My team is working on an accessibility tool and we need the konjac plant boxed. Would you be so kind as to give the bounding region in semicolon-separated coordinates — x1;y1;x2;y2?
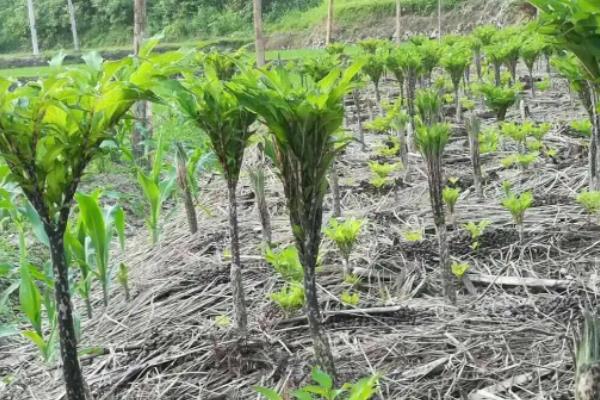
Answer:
230;63;362;380
166;53;256;336
416;122;456;304
441;41;472;122
531;0;600;190
0;53;155;400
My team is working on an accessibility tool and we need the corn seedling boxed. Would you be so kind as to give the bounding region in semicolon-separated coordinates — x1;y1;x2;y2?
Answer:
270;283;305;313
463;220;491;250
324;218;364;276
574;313;600;400
255;367;379;400
231;63;362;377
442;186;460;227
137;132;177;245
577;191;600;222
416;123;456;304
75;192;125;308
340;290;360;306
502;191;533;243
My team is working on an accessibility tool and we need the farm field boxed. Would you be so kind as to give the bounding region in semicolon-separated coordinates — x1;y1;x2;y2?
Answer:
1;1;600;400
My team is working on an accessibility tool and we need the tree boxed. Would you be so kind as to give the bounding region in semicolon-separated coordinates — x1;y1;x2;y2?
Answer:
0;53;154;400
253;0;265;67
166;53;255;336
67;0;80;51
326;0;334;45
230;63;362;380
26;0;39;55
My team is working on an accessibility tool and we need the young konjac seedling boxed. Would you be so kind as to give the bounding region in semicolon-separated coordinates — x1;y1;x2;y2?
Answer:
441;42;472;122
255;367;379;400
324;218;364;277
501;191;533;243
369;161;400;189
270;283;305;313
442;186;460;227
463;220;491;250
340;290;360;306
577;191;600;222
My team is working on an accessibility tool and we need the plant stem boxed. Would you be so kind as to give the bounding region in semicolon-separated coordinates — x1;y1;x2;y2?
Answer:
48;230;88;400
330;160;342;218
352;89;366;151
227;180;248;337
466;115;484;201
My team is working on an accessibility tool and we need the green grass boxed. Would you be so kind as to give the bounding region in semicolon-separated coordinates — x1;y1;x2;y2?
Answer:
269;0;462;33
0;66;50;78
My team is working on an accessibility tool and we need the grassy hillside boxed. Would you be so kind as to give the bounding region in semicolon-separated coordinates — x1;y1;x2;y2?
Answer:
270;0;462;33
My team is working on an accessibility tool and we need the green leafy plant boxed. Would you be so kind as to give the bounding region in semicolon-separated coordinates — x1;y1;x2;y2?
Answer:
401;229;424;242
521;34;546;95
369;161;400;188
441;42;472;121
75;192;125;308
476;83;518;121
536;78;551;91
479;128;499;154
376;137;401;158
451;262;471;279
324;218;364;276
577;191;600;221
167;53;256;336
136;132;177;245
117;263;130;302
442;186;460;226
502;191;533;243
0;49;156;398
270;283;305;313
340;290;360;306
415;89;442;127
265;246;304;283
230;62;362;378
214;314;231;328
463;220;491;250
571;119;593;138
255;368;379;400
416;123;456;304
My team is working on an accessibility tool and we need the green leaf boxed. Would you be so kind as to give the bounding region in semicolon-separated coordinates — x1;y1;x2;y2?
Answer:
254;386;284;400
19;264;42;335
